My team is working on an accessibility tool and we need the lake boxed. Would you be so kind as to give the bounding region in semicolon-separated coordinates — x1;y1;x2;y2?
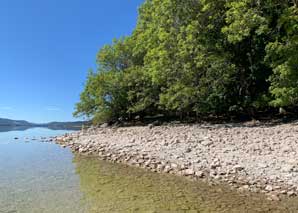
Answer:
0;127;298;213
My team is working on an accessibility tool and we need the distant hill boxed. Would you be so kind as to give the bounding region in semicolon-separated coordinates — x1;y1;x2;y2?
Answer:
0;118;88;130
0;118;32;126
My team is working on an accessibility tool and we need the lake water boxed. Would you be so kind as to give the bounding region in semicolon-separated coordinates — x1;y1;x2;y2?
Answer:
1;127;298;213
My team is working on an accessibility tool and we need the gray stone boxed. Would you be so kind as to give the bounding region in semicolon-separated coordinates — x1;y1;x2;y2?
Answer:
185;148;192;153
287;191;296;197
265;185;273;192
233;165;244;172
100;123;109;128
183;169;195;176
195;171;204;178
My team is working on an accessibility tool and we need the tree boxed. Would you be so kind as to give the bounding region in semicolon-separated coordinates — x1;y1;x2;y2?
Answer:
75;0;298;123
266;5;298;107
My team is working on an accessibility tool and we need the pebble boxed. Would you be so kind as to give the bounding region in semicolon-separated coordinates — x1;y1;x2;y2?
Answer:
265;185;273;192
267;194;280;201
287;191;296;197
185;148;192;153
195;171;204;178
183;169;195;176
233;165;244;172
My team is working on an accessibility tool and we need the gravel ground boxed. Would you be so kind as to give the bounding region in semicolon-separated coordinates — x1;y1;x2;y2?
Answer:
55;121;298;201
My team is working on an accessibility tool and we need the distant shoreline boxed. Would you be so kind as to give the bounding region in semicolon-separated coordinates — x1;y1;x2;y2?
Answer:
0;124;85;134
0;117;87;130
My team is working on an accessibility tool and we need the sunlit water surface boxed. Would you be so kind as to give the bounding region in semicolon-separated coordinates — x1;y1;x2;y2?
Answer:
1;127;298;213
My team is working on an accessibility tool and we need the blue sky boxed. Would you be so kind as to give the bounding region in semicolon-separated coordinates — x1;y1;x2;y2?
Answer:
0;0;144;123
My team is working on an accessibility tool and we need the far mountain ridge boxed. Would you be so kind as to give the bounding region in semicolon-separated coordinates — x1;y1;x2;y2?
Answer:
0;118;32;126
0;118;86;129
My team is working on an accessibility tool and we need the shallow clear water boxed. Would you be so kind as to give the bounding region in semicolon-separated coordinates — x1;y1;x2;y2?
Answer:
1;127;298;213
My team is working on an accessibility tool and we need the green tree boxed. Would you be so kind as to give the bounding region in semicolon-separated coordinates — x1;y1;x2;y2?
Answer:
75;0;298;124
266;5;298;107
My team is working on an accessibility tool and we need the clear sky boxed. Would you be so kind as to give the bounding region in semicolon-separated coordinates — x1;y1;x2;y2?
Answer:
0;0;144;123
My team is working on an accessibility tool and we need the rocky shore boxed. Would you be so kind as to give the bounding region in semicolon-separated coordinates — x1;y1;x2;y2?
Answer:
54;121;298;201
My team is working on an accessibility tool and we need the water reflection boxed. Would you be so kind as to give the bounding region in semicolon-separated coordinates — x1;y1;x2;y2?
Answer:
0;125;81;133
0;125;32;132
73;154;298;213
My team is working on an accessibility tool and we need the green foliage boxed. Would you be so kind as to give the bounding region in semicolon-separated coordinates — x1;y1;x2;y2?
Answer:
222;0;269;43
75;0;298;123
73;70;99;119
266;6;298;107
124;66;159;115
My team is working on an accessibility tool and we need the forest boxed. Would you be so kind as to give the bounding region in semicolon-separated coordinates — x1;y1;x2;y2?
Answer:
74;0;298;124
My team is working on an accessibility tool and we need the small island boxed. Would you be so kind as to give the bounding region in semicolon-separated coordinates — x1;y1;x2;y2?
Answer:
53;0;298;202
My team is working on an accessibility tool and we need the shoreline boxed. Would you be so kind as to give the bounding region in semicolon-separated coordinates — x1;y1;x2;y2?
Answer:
54;122;298;201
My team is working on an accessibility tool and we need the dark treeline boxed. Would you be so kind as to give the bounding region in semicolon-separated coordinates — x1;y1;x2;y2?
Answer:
74;0;298;124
